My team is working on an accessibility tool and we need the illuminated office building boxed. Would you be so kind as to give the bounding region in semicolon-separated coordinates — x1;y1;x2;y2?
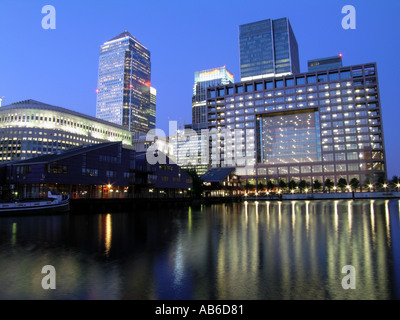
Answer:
149;87;157;130
168;129;209;175
192;66;234;131
96;31;153;138
206;63;387;185
239;18;300;81
0;99;133;162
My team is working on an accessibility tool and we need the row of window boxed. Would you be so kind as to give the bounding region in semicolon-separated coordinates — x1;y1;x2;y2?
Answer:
0;113;130;140
209;66;376;97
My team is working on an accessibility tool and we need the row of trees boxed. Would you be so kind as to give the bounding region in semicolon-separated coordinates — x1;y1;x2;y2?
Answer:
245;176;400;194
184;168;400;198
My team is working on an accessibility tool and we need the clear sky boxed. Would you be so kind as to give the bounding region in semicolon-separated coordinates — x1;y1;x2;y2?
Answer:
0;0;399;178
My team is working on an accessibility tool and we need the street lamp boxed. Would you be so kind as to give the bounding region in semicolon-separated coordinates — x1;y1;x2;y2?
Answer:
305;188;308;194
369;184;373;192
333;186;337;193
397;183;400;192
383;183;388;192
346;185;351;192
291;189;294;194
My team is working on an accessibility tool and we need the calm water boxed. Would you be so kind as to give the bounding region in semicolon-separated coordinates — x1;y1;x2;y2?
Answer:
0;199;399;300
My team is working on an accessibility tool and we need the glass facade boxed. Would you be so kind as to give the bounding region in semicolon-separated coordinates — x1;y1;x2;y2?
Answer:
0;100;133;162
206;63;386;185
259;110;321;164
192;67;234;131
308;56;343;72
96;31;153;139
239;18;300;81
149;87;157;130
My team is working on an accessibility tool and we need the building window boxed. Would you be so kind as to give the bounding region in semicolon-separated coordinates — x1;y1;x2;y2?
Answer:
275;79;284;88
265;81;274;90
82;168;98;176
106;170;116;178
286;78;295;87
307;75;316;84
245;84;254;92
48;162;68;174
255;82;263;91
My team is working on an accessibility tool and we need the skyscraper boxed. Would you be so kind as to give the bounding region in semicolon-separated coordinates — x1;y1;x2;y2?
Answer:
149;87;157;130
192;66;234;131
239;18;300;81
96;31;153;138
308;55;343;72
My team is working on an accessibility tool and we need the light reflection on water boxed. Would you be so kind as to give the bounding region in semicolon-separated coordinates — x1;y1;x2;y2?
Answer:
0;199;399;300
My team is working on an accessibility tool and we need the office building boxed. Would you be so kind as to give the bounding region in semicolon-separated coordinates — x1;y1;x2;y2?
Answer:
206;63;386;186
168;129;209;175
149;87;157;130
96;31;153;138
239;17;300;81
308;55;343;72
0;99;133;162
192;66;234;131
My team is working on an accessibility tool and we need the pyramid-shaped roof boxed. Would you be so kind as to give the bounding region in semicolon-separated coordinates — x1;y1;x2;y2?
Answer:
108;30;136;42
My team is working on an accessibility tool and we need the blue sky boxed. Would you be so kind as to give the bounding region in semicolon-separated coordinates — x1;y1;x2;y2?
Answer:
0;0;399;178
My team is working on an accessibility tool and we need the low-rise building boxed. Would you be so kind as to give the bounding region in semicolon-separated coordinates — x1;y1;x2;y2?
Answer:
0;142;192;200
201;167;241;197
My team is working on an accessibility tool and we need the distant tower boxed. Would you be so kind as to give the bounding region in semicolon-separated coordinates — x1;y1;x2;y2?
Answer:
239;17;300;81
96;31;153;138
308;55;343;72
149;87;157;129
192;66;234;131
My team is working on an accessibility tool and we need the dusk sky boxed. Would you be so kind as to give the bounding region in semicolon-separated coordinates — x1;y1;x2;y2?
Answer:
0;0;399;178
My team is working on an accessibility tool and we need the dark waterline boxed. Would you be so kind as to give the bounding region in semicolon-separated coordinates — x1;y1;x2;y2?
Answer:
0;199;399;300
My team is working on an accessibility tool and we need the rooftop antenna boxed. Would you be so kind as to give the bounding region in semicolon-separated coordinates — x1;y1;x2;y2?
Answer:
0;96;4;107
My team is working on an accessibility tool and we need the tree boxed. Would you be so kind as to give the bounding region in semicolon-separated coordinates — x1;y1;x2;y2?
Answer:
376;176;385;190
266;180;275;191
257;182;264;192
313;180;322;192
350;177;360;191
390;175;399;190
288;180;297;191
278;179;287;192
184;169;204;198
337;178;348;192
324;178;334;193
298;180;310;192
363;178;372;191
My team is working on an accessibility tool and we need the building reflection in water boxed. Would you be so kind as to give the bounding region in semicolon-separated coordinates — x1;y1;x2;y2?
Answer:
0;200;399;299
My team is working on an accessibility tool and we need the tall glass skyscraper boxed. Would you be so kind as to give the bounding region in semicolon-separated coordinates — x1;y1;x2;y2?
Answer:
239;18;300;81
192;66;234;131
96;31;153;138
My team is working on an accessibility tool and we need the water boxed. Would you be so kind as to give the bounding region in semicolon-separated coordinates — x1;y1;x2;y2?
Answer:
0;199;399;300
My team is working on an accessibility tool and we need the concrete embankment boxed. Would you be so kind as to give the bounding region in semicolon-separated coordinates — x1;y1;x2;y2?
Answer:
245;191;400;201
